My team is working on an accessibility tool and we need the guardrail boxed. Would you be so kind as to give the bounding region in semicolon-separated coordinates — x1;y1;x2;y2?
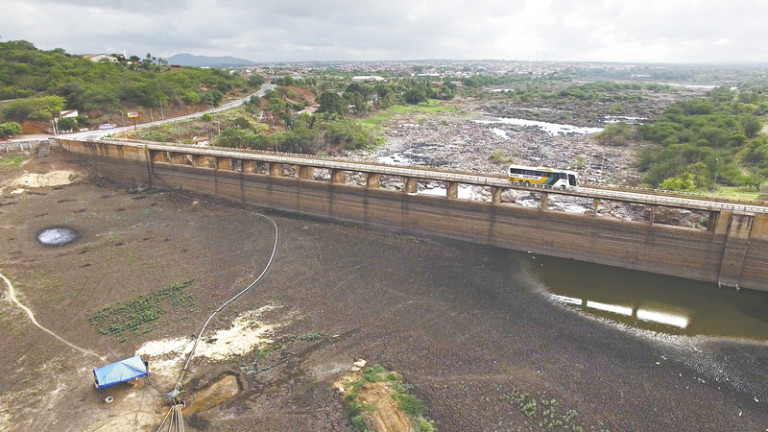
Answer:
78;138;768;215
585;182;768;208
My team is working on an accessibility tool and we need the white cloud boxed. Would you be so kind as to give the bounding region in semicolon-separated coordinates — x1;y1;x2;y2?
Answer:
1;0;767;63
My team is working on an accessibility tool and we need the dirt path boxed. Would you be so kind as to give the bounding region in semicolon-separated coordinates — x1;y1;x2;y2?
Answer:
0;271;106;362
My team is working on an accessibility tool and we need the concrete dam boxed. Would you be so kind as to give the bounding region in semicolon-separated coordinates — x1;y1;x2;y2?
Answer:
55;138;768;292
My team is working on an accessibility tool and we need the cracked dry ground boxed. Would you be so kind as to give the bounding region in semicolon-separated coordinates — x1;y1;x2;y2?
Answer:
1;156;767;431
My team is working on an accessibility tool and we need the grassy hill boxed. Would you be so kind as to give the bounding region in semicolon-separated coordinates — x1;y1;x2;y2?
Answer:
0;40;263;125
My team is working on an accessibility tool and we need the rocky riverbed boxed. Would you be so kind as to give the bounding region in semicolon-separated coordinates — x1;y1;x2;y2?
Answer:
354;84;711;185
349;87;715;227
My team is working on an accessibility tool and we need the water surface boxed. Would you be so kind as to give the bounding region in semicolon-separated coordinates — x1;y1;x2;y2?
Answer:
531;255;768;341
37;227;78;246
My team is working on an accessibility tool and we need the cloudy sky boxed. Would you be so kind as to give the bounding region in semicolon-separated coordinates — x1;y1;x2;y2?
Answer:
2;0;767;64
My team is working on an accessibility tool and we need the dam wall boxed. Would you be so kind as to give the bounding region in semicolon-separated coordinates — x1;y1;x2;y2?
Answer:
56;139;768;292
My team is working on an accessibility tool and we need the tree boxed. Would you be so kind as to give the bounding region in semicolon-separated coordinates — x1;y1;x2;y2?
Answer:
274;74;295;86
373;83;394;108
232;116;251;129
343;83;372;114
403;88;427;104
317;92;347;116
57;117;78;132
741;115;762;138
219;128;257;149
744;173;764;191
142;53;154;70
204;90;224;107
248;74;265;87
183;90;200;105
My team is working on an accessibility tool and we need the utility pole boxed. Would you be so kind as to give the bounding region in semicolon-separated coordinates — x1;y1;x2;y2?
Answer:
712;157;719;192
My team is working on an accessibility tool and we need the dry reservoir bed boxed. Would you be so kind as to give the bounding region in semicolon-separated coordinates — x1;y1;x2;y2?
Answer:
1;157;767;432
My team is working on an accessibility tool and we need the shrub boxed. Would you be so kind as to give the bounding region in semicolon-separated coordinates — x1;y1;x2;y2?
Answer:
596;122;633;146
0;122;22;138
394;393;423;417
2;95;65;121
660;173;696;191
490;149;514;165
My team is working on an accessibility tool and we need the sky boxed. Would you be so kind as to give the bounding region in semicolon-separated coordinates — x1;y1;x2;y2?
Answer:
2;0;767;64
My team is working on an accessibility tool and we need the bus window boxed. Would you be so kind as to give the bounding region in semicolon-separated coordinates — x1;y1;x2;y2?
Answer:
568;174;577;186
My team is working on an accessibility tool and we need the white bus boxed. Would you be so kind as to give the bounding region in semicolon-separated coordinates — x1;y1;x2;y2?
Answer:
508;164;578;190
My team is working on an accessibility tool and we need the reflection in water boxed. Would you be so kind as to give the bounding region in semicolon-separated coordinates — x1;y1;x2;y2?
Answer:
551;294;581;306
533;255;768;341
551;294;690;329
637;309;689;329
586;300;633;317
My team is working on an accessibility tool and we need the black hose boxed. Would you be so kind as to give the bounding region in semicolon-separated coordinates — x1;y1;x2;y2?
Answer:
163;190;279;396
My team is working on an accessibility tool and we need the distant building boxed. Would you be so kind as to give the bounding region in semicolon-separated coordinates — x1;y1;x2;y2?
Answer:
59;110;79;118
352;76;386;82
82;54;118;63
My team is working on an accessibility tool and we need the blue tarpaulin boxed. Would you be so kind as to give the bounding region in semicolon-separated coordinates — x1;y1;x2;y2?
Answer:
93;355;148;389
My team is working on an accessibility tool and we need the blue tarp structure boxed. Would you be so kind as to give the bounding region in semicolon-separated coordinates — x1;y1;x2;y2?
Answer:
93;355;149;389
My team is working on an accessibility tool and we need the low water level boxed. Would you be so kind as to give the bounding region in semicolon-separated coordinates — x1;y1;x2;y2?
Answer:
531;255;768;341
37;227;78;246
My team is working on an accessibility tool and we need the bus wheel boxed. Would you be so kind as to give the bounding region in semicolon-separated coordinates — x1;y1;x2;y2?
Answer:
524;181;531;187
518;180;524;186
560;185;567;191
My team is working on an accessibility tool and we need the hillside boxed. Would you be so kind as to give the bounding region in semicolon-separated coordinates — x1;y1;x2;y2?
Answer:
0;40;262;125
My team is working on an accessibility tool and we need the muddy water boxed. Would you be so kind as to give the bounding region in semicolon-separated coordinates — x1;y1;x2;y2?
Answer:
530;255;768;341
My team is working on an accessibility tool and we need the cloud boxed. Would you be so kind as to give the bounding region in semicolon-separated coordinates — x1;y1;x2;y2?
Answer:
1;0;767;63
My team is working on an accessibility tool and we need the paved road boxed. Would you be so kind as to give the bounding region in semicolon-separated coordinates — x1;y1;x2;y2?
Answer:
63;83;275;141
96;139;768;215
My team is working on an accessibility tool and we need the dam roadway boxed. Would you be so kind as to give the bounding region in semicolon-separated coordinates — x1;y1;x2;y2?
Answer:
93;138;768;215
55;138;768;292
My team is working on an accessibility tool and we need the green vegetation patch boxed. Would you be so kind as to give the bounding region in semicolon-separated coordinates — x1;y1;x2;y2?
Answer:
386;100;456;115
497;387;593;432
0;154;29;169
89;280;197;341
343;364;437;432
704;185;764;202
362;101;457;127
637;87;768;191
